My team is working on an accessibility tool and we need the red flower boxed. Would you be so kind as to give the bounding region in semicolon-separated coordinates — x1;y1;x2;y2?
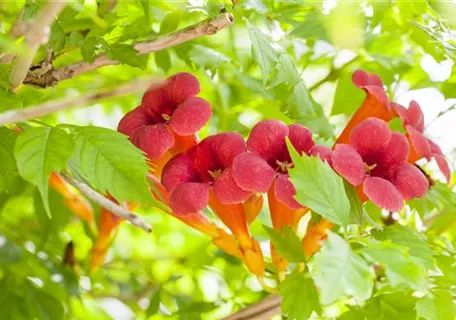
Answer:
161;132;265;275
118;73;211;165
231;120;331;211
393;100;451;182
337;70;397;144
332;118;429;212
161;132;250;214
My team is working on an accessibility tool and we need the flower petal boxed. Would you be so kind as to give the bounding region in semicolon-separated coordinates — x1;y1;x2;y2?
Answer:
161;153;200;192
390;164;429;200
232;152;276;192
131;124;175;160
350;118;391;156
117;107;149;137
363;176;404;212
164;72;200;105
288;124;314;155
428;138;446;156
213;167;251;204
376;132;409;168
168;97;212;136
142;73;200;121
332;144;366;186
189;132;246;178
310;145;333;165
406;100;425;132
407;126;431;160
428;139;451;182
170;131;198;154
169;182;209;215
246;120;289;166
352;69;384;88
274;174;303;210
434;154;451;183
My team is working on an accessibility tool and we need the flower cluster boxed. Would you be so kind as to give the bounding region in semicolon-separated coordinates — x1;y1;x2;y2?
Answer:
98;70;451;277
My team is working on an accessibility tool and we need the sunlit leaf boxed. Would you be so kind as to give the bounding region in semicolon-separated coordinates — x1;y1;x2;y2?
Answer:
68;125;151;204
264;225;306;263
313;233;373;305
0;127;18;193
362;241;428;290
280;271;322;320
415;290;456;320
288;145;350;228
14;126;74;217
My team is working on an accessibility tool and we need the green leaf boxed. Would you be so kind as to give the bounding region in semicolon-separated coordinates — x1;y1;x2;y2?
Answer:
263;225;305;263
0;64;11;89
291;11;329;41
160;12;181;34
68;32;85;46
313;233;373;305
0;89;23;111
246;20;279;85
415;290;456;320
340;292;417;320
81;37;108;64
69;125;151;204
345;181;364;226
189;45;230;71
23;2;40;21
362;241;428;290
0;239;21;264
140;1;150;23
372;225;435;269
331;73;365;116
107;44;148;69
280;271;322;320
288;144;350;228
0;127;19;193
269;53;301;88
147;287;161;316
155;50;171;72
49;21;66;52
14;127;74;217
289;80;318;118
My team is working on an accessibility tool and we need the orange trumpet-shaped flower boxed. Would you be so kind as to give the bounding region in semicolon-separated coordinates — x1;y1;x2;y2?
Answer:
268;179;308;271
302;70;454;259
336;70;397;144
304;69;397;258
243;193;264;224
90;195;137;270
149;171;254;268
208;190;265;276
49;172;94;223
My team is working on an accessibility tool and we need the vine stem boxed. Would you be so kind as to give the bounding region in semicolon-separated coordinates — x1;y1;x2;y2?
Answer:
60;171;152;233
0;77;165;125
223;295;281;320
9;1;68;90
23;12;234;88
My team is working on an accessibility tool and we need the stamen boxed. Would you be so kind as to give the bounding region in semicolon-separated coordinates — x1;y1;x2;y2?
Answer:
365;163;377;174
208;169;222;180
162;113;171;121
276;160;294;173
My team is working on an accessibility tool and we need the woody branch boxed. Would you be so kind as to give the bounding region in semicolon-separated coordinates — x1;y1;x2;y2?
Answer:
23;12;234;88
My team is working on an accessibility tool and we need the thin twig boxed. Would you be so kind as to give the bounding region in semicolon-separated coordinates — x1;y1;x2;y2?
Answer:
0;77;165;125
425;103;456;129
23;12;234;88
224;295;281;320
60;171;152;233
0;8;28;64
308;56;359;92
9;1;67;91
